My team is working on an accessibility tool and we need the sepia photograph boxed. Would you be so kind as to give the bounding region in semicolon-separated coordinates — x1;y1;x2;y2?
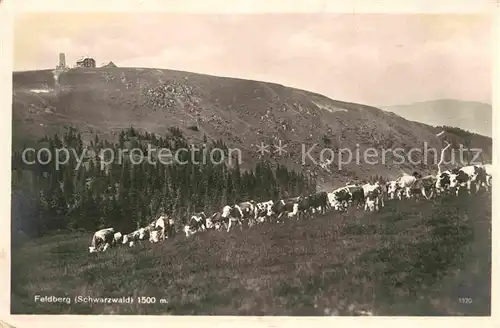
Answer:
9;9;493;316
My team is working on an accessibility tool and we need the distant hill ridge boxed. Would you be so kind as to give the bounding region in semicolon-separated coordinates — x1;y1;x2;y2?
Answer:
381;99;492;137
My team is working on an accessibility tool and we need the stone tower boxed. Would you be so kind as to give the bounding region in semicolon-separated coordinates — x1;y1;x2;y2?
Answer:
57;53;66;69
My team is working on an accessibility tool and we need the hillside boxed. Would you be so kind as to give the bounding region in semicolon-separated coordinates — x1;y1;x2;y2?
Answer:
11;193;491;315
12;68;493;188
381;99;492;138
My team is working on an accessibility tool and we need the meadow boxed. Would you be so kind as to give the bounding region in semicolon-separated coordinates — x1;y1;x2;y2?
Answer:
11;193;491;315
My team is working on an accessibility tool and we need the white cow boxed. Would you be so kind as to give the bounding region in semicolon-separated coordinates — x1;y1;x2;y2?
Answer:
122;227;148;247
150;230;160;243
391;174;417;199
205;216;215;229
386;180;403;200
150;215;167;243
221;205;244;232
89;228;116;253
113;232;123;244
449;165;487;195
328;187;352;211
183;224;197;238
185;212;207;233
288;203;300;219
481;164;493;188
362;182;384;212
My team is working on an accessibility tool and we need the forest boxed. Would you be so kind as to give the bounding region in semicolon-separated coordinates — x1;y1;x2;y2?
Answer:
11;126;316;237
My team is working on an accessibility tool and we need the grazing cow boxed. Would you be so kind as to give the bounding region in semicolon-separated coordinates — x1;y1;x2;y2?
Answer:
328;187;347;211
155;215;167;238
183;212;207;237
435;170;452;195
362;182;384;211
293;196;312;220
306;191;329;215
113;232;123;245
208;212;226;231
386;180;403;200
191;212;208;231
237;201;258;227
255;200;274;223
377;181;388;197
268;197;302;222
328;185;365;211
346;185;365;209
390;173;418;199
449;165;486;195
411;175;438;200
122;227;148;247
482;164;493;187
149;215;168;243
221;205;245;232
183;225;197;238
293;191;329;219
144;223;158;243
205;216;215;229
89;228;116;253
474;164;491;191
150;230;160;243
165;217;176;238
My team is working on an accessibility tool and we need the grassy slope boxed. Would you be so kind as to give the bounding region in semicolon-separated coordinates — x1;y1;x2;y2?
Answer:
11;192;491;315
12;68;493;188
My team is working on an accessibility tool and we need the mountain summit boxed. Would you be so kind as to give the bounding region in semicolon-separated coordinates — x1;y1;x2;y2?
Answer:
12;67;492;187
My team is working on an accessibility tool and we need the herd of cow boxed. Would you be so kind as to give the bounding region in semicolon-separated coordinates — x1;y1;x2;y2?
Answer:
88;163;493;254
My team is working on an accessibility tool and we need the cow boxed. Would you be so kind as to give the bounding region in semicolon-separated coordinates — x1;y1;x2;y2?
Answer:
449;165;487;195
165;217;176;238
378;182;388;200
113;232;123;245
306;191;330;215
386;180;403;200
183;212;208;237
89;228;116;253
362;182;384;211
191;212;208;231
255;200;274;224
435;170;452;195
208;212;227;231
149;215;168;243
328;185;365;211
221;205;245;232
143;223;157;243
183;225;197;238
293;196;312;220
293;191;329;219
482;164;493;187
475;164;491;191
411;175;437;200
122;227;148;247
390;173;418;199
268;197;302;222
237;201;258;227
328;187;347;211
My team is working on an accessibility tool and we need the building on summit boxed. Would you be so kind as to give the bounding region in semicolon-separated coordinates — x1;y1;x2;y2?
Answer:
76;56;96;68
56;53;67;70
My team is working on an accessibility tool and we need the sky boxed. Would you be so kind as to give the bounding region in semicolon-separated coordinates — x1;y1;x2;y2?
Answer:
13;13;493;106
